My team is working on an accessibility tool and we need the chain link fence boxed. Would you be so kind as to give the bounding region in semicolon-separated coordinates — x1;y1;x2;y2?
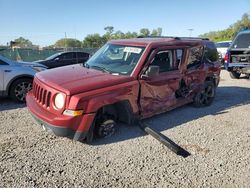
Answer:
0;48;98;62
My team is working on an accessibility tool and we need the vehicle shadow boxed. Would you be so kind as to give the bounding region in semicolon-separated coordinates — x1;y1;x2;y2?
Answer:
0;97;25;111
92;86;250;145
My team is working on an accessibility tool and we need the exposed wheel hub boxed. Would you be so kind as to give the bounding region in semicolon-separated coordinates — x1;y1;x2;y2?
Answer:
199;85;215;105
97;120;116;138
14;82;32;101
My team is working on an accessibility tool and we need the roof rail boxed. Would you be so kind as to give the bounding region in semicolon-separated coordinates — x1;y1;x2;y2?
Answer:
137;36;180;40
137;36;209;41
178;37;209;41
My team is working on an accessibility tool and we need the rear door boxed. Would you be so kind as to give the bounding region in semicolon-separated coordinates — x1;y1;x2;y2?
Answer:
183;46;206;89
139;48;183;118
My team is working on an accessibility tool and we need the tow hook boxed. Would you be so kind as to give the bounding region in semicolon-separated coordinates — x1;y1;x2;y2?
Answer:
139;122;191;158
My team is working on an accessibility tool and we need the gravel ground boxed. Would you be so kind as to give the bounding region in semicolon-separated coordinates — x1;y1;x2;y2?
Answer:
0;70;250;188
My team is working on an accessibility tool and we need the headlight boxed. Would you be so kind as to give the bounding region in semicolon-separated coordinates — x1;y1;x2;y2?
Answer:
54;93;65;109
32;66;47;72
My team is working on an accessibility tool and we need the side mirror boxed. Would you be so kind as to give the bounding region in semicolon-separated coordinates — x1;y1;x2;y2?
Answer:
54;57;59;61
142;65;160;79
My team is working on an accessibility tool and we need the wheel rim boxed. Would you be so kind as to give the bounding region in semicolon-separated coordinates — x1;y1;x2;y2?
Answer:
97;121;115;138
199;85;215;105
14;81;32;101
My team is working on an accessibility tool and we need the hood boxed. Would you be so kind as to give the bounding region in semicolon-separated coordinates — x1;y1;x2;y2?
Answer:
33;60;45;63
18;61;47;67
36;64;133;95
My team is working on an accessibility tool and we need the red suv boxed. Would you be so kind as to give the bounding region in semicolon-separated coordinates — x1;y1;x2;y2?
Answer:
26;37;221;142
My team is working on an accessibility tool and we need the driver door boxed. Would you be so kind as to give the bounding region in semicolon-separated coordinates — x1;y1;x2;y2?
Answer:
139;48;183;118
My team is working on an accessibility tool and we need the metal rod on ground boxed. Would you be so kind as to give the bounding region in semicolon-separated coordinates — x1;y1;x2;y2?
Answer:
139;122;191;158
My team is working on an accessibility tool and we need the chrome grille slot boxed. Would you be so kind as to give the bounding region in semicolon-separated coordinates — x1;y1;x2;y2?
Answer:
39;88;43;102
32;80;52;108
42;90;47;105
37;86;40;101
46;92;51;107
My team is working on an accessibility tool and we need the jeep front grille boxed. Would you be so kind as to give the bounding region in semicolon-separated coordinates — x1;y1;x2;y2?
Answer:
33;81;51;108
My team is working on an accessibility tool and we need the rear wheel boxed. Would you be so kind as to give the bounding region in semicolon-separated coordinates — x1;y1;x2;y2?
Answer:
10;78;33;102
193;81;215;107
229;71;241;79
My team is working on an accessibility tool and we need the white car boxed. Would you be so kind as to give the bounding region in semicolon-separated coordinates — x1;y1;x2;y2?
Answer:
216;41;232;61
0;55;47;102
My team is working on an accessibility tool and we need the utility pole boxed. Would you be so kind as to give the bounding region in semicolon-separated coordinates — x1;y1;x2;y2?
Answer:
64;32;67;51
188;29;193;37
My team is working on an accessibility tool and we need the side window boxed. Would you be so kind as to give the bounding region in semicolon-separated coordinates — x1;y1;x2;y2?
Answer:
63;53;74;60
187;46;203;69
77;52;89;58
204;43;219;62
176;49;183;67
151;50;176;73
59;53;74;60
56;54;64;60
0;60;8;65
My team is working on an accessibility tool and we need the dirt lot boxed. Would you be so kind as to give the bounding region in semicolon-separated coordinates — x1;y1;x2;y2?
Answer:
0;70;250;188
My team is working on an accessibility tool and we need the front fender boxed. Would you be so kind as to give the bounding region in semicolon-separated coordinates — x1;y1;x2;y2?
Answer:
67;80;140;114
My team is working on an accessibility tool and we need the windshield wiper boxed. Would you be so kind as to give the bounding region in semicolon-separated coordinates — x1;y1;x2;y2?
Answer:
83;63;90;68
84;63;113;74
89;65;111;73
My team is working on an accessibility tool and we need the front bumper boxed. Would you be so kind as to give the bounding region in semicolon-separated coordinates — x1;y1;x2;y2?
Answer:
26;92;96;141
225;63;250;71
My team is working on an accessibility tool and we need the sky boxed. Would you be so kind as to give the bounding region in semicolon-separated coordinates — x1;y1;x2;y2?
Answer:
0;0;249;46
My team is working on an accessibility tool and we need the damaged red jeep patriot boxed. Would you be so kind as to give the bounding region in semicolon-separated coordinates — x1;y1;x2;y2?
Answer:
26;37;221;142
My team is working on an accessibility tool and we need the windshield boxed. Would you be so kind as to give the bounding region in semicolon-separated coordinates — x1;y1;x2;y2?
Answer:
232;33;250;49
45;53;61;60
216;42;231;48
85;44;145;75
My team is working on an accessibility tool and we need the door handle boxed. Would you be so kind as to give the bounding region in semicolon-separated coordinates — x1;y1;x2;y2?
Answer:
171;78;179;81
4;70;12;72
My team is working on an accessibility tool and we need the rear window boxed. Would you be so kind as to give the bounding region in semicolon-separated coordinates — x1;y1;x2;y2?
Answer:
77;52;89;58
232;33;250;49
204;42;219;62
215;42;231;48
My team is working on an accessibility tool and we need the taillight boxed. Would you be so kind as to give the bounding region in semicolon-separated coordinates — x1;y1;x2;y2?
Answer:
224;52;229;63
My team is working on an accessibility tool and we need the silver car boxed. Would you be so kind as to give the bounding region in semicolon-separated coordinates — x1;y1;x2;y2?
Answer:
0;55;47;102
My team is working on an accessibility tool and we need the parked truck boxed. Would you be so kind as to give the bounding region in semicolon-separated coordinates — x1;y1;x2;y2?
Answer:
224;30;250;78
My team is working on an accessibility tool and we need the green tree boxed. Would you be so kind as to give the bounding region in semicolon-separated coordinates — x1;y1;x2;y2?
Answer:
113;31;125;39
124;31;138;38
151;27;162;36
104;26;114;35
54;38;81;48
139;28;150;36
103;26;115;41
200;13;250;41
14;37;33;47
82;34;107;48
81;26;163;48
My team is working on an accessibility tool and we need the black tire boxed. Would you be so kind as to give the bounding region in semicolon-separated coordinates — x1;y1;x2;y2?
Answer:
193;81;215;107
10;78;33;102
94;119;116;138
229;71;241;79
